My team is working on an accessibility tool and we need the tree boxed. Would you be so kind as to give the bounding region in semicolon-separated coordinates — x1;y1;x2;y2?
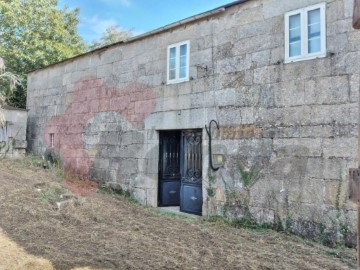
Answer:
89;26;133;50
0;57;21;124
0;0;86;108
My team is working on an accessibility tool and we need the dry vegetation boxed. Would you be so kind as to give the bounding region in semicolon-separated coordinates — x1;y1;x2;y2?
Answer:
0;157;356;270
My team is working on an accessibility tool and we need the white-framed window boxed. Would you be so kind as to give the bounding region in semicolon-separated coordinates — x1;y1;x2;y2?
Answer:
167;40;190;84
285;3;326;63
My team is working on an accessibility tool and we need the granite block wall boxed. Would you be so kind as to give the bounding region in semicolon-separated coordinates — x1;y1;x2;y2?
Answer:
27;0;359;243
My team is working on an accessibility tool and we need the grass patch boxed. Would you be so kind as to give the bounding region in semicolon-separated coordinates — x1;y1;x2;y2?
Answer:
98;183;138;204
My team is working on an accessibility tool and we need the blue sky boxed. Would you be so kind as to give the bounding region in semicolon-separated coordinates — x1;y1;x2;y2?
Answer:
57;0;234;43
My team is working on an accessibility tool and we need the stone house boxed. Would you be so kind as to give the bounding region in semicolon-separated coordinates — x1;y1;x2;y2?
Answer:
27;0;360;243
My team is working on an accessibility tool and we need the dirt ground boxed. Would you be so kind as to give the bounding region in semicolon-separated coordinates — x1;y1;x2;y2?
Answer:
0;158;357;270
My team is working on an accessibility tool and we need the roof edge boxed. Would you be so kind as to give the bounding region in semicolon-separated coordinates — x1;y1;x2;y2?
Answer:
28;0;250;74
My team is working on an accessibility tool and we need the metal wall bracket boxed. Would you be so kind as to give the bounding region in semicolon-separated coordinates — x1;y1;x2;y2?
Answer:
205;120;220;171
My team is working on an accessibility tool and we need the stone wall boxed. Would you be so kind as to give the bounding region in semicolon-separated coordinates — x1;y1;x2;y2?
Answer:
27;0;359;244
1;106;27;159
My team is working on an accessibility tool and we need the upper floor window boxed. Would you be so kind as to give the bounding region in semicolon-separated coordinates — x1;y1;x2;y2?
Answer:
285;3;326;63
167;41;190;84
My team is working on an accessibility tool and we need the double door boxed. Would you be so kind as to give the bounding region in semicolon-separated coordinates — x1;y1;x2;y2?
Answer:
158;130;202;215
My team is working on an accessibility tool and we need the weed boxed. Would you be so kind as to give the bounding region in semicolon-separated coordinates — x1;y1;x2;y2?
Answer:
37;184;67;205
222;163;261;219
98;183;138;204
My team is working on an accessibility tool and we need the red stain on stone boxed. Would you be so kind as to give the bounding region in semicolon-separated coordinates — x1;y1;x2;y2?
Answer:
44;76;156;177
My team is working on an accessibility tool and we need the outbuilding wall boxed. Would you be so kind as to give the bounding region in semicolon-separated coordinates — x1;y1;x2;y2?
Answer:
1;107;27;158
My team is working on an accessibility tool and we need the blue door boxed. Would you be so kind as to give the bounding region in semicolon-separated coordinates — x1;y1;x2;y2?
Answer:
158;130;203;215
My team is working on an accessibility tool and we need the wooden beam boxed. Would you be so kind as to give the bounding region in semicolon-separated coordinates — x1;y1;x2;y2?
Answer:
354;0;360;29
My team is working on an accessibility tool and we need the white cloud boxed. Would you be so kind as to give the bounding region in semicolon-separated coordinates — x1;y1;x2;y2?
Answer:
85;16;117;35
80;15;118;42
98;0;131;7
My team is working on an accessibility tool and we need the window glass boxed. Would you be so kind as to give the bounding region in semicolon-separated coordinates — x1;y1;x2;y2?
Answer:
289;14;301;57
308;8;321;53
169;47;176;80
179;44;187;78
180;44;187;56
167;41;189;83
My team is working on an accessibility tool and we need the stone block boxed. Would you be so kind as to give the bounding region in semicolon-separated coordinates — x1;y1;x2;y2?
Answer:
332;51;360;75
308;103;358;125
216;54;251;74
132;188;147;204
220;125;262;140
344;0;354;18
324;179;347;206
273;138;322;157
119;159;138;175
146;188;158;207
350;74;359;102
97;63;113;78
299;125;333;138
275;80;305;107
251;49;271;68
283;58;331;81
305;75;349;105
287;178;325;205
306;157;347;180
322;137;358;158
253;65;281;84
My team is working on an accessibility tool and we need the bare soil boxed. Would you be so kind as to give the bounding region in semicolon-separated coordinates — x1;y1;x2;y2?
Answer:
0;158;356;270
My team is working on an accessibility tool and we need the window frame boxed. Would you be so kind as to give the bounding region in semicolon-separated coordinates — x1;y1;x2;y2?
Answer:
167;40;190;84
284;3;326;63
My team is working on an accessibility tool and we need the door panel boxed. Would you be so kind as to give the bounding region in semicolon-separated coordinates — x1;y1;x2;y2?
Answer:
180;184;203;215
158;131;181;206
180;130;202;215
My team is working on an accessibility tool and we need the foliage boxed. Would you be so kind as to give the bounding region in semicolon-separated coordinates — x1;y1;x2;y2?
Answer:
0;58;21;124
206;215;271;231
89;25;133;50
223;163;261;218
0;0;86;108
98;183;138;204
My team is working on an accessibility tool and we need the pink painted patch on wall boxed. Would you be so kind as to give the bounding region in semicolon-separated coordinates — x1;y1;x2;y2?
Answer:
44;76;156;177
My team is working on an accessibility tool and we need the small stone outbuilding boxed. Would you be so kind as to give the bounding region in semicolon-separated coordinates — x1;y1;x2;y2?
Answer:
0;105;27;158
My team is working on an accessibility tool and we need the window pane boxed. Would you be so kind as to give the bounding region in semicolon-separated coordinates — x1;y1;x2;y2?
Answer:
290;42;301;57
308;38;321;53
180;44;187;56
308;8;321;54
308;8;320;25
169;69;176;80
180;67;187;78
170;58;176;69
180;55;187;68
289;14;301;57
289;14;300;29
290;28;301;42
170;47;176;58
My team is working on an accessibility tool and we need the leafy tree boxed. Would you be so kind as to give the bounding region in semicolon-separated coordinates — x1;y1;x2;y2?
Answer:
89;26;133;50
0;57;21;124
0;0;86;108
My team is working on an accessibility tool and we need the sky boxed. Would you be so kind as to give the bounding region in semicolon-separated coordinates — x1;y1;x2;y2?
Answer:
57;0;235;43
